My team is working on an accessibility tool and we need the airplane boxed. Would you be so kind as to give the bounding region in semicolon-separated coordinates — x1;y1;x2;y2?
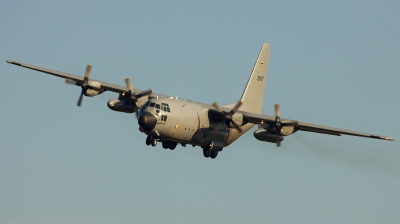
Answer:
6;43;394;159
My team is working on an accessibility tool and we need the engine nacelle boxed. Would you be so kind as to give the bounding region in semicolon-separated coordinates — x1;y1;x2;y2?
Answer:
259;123;298;136
107;99;135;113
118;93;149;108
280;125;297;136
84;80;104;97
254;129;284;143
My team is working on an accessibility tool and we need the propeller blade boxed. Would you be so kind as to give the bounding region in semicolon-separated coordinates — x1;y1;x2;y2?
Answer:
65;78;77;85
77;91;84;107
212;101;244;132
231;100;243;113
276;134;281;147
274;103;282;147
125;77;133;95
212;102;224;113
134;106;139;119
84;65;92;79
274;103;280;118
136;89;153;98
230;120;243;133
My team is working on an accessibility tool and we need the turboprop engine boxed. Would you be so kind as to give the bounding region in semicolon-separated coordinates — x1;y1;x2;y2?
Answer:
107;94;148;114
254;104;298;147
84;80;103;96
254;129;284;143
254;122;297;145
108;78;152;114
107;99;135;113
64;65;106;107
268;123;297;136
210;100;246;133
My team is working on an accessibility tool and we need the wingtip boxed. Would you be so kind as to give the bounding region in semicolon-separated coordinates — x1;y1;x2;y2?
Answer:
386;137;395;141
6;60;21;66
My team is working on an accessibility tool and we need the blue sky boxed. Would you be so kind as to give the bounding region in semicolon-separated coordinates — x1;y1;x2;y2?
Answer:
1;1;399;223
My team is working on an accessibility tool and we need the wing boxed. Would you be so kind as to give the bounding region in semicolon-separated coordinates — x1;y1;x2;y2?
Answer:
241;111;394;141
6;60;167;98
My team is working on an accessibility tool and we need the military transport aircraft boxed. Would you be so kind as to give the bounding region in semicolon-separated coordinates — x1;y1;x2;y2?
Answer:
6;43;394;159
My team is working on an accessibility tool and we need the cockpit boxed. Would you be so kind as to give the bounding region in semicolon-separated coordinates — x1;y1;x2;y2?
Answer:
141;100;171;113
139;100;171;124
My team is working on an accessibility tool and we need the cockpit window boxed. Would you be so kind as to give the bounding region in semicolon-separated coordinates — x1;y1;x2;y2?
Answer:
145;102;171;112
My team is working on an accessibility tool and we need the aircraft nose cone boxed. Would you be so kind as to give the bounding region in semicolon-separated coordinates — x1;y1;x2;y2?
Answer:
138;113;157;132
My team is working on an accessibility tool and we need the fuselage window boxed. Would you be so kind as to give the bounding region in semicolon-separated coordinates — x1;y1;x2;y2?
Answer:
155;104;160;109
149;102;155;107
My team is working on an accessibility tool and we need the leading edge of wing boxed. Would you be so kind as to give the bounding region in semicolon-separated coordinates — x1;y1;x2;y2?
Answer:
6;60;128;93
6;60;159;96
7;60;92;83
242;111;394;141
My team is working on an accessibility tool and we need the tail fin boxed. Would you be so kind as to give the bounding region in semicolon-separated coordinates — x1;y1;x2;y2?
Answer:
240;43;270;114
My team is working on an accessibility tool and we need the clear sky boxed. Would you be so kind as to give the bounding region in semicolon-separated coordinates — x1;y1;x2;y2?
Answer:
1;1;399;223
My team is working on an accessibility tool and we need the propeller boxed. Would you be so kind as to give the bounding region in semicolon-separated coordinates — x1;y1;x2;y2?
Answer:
274;103;282;147
211;100;243;133
273;103;298;147
76;65;92;107
124;77;153;118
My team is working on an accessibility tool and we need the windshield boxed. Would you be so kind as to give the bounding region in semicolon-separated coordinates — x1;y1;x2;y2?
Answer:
145;101;171;112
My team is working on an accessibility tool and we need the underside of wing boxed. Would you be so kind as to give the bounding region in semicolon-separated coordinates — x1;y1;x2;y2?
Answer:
241;111;394;141
296;121;394;140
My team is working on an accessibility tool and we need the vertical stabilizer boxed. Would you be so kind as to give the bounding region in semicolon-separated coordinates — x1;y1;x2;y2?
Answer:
240;43;270;113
